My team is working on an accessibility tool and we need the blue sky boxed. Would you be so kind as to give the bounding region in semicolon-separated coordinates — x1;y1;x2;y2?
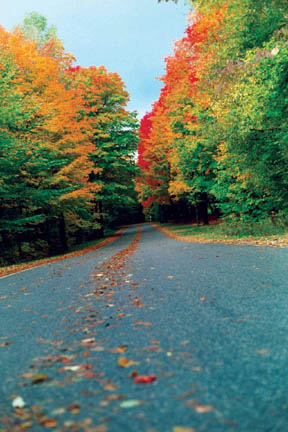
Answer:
1;0;190;119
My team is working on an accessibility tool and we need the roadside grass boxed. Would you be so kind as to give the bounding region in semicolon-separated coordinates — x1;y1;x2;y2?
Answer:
155;219;288;247
0;227;121;277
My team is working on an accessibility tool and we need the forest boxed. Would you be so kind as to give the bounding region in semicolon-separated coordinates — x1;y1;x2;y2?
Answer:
1;0;288;265
137;0;288;226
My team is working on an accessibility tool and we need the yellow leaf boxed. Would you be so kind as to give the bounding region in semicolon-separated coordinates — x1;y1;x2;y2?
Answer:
118;357;136;368
173;427;196;432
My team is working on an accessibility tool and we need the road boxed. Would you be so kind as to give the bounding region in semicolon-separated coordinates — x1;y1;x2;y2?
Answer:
0;224;288;432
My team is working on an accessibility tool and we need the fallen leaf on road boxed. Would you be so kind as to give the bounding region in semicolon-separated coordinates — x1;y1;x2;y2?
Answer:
104;383;118;391
109;345;127;353
192;367;201;372
143;345;162;352
61;365;81;372
134;321;152;327
19;421;33;430
200;297;205;301
118;357;136;368
194;404;214;414
51;408;65;415
85;372;98;378
256;349;269;355
105;394;125;401
120;400;141;408
173;427;196;432
81;338;95;344
21;373;34;379
31;374;49;384
41;418;57;428
93;426;107;432
92;346;105;352
67;404;80;414
134;375;156;384
0;341;12;347
12;396;26;409
50;340;64;346
167;276;174;279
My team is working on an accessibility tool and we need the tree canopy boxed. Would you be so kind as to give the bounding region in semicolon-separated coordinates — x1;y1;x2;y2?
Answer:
0;14;139;265
137;0;288;225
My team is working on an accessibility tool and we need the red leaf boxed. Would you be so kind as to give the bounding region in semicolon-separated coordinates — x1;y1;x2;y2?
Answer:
134;375;156;384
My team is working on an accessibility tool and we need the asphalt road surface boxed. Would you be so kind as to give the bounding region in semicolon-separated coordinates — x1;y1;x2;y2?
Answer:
1;224;288;432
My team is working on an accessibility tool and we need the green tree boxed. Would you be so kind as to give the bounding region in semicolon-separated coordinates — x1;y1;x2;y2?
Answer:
20;12;57;45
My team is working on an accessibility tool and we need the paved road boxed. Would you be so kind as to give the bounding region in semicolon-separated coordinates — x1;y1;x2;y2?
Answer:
1;224;288;432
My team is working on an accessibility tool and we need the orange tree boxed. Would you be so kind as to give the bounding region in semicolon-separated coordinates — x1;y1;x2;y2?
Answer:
68;65;139;234
0;24;95;263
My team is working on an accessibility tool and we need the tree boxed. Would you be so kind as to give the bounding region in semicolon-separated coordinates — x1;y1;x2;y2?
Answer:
68;65;139;233
0;24;95;263
20;12;57;45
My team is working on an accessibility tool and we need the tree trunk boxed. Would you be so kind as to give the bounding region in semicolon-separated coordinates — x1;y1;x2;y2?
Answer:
58;213;68;253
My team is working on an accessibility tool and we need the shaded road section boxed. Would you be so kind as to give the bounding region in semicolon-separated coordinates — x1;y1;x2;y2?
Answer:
0;224;288;432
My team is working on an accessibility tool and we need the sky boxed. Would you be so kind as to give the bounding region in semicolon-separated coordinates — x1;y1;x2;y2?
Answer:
1;0;190;119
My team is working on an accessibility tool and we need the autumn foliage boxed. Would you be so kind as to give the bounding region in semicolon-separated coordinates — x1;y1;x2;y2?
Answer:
0;15;138;265
137;0;288;226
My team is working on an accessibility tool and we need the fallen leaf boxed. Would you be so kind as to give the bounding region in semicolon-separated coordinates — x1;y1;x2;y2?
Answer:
67;404;80;414
93;426;108;432
256;349;269;355
143;345;162;352
42;419;57;428
118;357;136;368
134;321;152;327
31;374;49;384
200;297;205;301
194;404;214;414
120;400;141;408
167;276;174;279
21;373;34;379
19;421;33;430
92;346;105;352
0;341;12;347
134;375;156;384
12;396;26;409
85;372;98;378
109;345;127;353
173;428;196;432
104;383;118;391
50;340;64;346
62;365;81;372
81;338;95;344
60;357;71;363
51;408;65;415
105;394;125;401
